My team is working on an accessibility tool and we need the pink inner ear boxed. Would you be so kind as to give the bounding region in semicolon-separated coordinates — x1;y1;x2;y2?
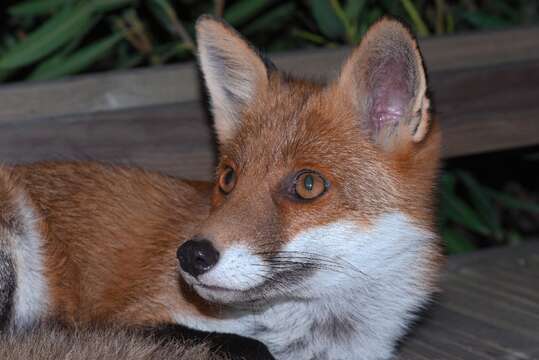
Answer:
368;57;414;134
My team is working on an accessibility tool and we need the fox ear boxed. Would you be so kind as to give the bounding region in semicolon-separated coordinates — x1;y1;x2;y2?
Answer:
339;18;430;150
196;16;269;144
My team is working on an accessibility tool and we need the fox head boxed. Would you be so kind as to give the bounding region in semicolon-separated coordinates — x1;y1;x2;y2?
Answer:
177;16;441;307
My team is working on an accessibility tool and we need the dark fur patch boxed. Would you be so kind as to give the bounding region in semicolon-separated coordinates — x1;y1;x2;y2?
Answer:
249;323;271;336
311;314;355;343
0;250;15;329
282;337;307;354
310;350;329;360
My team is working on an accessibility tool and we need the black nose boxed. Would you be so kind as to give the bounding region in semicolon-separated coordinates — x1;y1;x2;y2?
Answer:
177;239;219;277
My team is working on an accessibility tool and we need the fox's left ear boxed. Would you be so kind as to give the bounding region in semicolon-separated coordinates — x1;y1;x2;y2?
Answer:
196;15;270;144
339;18;430;150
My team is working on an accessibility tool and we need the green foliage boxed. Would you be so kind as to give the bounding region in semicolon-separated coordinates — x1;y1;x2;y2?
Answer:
310;0;346;40
440;171;539;254
224;0;267;26
28;32;123;80
2;0;538;82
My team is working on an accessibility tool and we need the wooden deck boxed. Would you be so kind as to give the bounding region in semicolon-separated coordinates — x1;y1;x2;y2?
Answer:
400;242;539;360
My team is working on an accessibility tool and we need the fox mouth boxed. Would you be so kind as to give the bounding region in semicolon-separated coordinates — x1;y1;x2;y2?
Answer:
191;280;268;305
178;267;267;304
185;267;315;306
193;283;240;293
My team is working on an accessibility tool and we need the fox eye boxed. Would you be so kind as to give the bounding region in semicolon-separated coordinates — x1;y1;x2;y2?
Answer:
219;167;236;194
294;171;328;200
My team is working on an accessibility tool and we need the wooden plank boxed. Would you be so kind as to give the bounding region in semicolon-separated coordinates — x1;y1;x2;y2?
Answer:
1;26;539;124
400;242;539;360
434;60;539;158
0;64;199;125
1;59;538;179
0;103;216;180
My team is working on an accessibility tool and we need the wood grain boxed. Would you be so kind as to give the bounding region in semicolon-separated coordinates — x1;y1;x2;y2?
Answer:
400;242;539;360
0;103;216;180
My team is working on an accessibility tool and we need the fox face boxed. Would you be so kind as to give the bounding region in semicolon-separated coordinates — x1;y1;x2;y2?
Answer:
177;18;441;355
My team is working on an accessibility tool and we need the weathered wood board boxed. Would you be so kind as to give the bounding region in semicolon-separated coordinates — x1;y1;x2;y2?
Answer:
400;242;539;360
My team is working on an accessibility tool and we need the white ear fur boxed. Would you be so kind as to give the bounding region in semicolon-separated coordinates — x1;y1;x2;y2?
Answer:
196;16;269;144
339;18;430;149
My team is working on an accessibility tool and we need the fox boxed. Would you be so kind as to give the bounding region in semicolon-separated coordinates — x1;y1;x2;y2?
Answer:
0;322;224;360
0;15;441;360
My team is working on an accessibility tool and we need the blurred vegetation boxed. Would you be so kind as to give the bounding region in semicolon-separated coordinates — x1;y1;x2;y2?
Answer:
440;165;539;254
0;0;538;254
2;0;538;82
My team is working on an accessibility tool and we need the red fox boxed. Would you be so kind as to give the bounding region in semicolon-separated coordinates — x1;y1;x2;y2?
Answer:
0;15;441;360
0;322;222;360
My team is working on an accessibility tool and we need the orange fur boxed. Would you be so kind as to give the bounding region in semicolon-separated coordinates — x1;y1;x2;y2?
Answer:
3;162;214;324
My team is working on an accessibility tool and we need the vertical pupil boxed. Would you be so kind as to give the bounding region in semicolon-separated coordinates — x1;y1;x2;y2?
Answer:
304;174;314;191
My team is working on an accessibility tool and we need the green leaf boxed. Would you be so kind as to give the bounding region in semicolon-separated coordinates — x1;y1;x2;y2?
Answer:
442;228;477;254
114;52;144;69
440;176;491;236
0;69;10;82
28;33;123;81
329;0;356;43
9;0;133;17
92;0;137;12
460;11;511;29
458;171;503;241
488;0;520;22
0;3;95;70
148;0;179;35
292;29;330;45
1;34;19;53
8;0;69;17
441;172;457;193
400;0;430;36
446;12;455;33
485;189;539;213
58;14;103;57
344;0;366;23
310;0;346;40
365;8;382;27
243;3;296;36
153;42;191;63
224;0;266;26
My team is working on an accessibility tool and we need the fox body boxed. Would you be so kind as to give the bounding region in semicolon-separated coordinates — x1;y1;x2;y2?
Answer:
0;322;222;360
0;16;441;360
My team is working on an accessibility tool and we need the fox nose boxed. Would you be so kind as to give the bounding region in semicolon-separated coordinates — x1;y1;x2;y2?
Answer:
177;239;219;277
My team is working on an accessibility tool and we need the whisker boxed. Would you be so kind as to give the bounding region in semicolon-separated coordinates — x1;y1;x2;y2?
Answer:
254;250;369;279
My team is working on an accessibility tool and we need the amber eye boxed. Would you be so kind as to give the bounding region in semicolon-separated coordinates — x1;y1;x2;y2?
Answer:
219;167;236;194
294;171;328;200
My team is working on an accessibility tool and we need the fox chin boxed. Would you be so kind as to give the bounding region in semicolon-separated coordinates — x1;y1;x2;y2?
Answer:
0;15;441;360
